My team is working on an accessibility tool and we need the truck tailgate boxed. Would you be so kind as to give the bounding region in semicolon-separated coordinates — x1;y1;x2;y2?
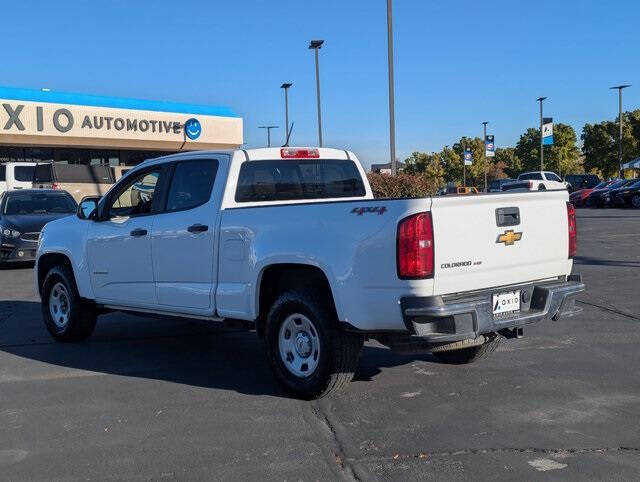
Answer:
430;190;572;295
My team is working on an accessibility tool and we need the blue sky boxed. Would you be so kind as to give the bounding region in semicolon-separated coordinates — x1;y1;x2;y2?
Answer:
3;0;639;167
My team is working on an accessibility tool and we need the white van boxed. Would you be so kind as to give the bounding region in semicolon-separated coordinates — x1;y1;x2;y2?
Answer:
0;162;38;194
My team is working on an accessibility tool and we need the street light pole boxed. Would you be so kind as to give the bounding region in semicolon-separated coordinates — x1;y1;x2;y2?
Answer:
536;97;546;171
610;85;631;177
308;40;324;147
258;126;278;147
280;83;292;145
482;121;488;192
386;0;397;175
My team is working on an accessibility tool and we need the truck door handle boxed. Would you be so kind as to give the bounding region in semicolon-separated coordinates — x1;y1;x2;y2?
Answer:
495;207;520;227
188;224;208;233
130;228;148;237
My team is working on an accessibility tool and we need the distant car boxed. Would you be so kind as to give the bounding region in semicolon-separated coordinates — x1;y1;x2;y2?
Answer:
565;174;600;193
445;186;479;195
607;179;640;208
33;163;116;203
501;171;568;192
0;189;77;264
569;180;614;207
489;179;515;192
585;179;634;207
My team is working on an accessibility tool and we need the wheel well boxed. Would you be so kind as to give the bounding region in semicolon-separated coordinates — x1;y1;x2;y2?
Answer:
37;253;73;297
256;264;337;338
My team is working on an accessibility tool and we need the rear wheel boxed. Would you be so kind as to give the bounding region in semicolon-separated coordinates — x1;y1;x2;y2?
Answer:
432;334;500;364
41;265;97;342
538;184;546;191
631;195;640;209
265;290;363;399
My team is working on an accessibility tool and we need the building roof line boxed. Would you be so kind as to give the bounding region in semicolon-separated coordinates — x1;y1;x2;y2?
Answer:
0;86;238;118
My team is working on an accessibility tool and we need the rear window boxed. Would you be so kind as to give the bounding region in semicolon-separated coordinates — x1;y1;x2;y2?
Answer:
34;164;53;183
14;165;35;182
235;159;366;203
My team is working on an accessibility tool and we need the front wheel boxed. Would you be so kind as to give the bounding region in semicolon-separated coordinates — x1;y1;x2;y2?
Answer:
432;334;500;364
265;290;363;399
41;265;97;342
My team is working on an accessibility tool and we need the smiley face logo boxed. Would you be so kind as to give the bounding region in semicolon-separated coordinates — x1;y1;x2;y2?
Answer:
184;118;202;140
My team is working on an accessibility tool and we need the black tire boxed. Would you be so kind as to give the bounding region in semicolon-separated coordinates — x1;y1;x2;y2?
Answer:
41;265;97;342
631;195;640;209
265;290;363;399
538;184;546;191
432;334;500;365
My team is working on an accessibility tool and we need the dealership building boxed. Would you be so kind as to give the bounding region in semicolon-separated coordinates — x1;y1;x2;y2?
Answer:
0;86;243;166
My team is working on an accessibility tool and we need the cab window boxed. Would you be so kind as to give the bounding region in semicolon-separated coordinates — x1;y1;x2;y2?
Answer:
166;159;218;212
109;169;161;218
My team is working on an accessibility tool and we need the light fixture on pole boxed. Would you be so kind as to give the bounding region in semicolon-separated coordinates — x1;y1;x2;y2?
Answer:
610;85;631;177
536;97;547;171
258;125;278;147
482;121;488;192
308;40;324;147
280;83;292;145
386;0;396;175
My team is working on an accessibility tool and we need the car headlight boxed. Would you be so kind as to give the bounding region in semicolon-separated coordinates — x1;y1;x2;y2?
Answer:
1;226;20;238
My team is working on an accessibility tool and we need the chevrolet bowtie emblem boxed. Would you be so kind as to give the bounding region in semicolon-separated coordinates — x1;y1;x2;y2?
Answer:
497;230;522;246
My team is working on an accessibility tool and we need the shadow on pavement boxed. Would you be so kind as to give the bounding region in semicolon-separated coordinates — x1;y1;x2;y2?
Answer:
574;255;640;268
0;300;432;399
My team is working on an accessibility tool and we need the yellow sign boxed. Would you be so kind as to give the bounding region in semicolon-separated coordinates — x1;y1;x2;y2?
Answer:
497;230;523;246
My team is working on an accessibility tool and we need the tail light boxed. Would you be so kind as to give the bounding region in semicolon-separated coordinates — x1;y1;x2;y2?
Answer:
51;183;60;190
397;212;434;279
528;180;534;190
567;202;577;258
280;148;320;159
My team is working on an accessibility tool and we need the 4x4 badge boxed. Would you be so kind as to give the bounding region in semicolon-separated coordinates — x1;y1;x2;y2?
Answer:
497;230;522;246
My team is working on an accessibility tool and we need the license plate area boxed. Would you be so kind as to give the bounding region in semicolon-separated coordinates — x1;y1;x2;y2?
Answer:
492;290;521;317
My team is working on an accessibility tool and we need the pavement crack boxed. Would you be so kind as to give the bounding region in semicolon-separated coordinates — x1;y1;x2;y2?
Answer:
577;298;640;321
302;399;370;481
346;446;640;464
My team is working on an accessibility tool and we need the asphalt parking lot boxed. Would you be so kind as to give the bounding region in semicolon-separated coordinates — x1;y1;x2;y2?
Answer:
1;208;639;480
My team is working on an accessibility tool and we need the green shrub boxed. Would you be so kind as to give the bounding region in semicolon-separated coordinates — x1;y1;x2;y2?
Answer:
366;172;440;198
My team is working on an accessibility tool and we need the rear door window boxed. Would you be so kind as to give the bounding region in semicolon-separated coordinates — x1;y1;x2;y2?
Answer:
14;165;35;182
34;164;53;183
166;159;218;212
0;165;5;182
545;173;562;182
519;173;543;181
235;159;366;202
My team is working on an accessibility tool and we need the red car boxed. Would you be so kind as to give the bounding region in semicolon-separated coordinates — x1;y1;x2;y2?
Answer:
569;180;614;207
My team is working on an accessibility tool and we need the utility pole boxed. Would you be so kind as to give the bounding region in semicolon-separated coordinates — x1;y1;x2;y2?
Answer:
537;97;546;171
482;121;488;191
610;85;631;177
280;83;292;146
308;40;324;147
258;126;278;147
386;0;397;174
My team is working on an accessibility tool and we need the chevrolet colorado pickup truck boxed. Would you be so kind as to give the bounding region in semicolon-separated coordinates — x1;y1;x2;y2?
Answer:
36;147;584;399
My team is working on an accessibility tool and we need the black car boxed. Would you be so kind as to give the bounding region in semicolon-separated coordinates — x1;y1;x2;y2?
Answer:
489;178;515;192
565;174;600;193
608;179;640;208
585;179;635;207
0;189;77;264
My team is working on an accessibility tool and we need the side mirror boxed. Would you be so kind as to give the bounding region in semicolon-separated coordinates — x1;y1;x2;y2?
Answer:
78;196;100;220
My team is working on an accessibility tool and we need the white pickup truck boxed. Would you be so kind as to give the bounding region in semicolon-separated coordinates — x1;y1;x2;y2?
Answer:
502;171;569;192
36;147;584;399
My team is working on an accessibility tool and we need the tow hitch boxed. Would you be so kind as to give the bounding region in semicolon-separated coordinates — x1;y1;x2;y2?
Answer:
499;327;524;339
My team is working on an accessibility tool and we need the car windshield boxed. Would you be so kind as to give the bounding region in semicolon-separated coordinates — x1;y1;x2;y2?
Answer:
593;181;609;189
3;193;76;215
607;180;626;189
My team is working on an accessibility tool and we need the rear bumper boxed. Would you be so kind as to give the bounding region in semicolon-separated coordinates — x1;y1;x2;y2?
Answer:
400;275;585;344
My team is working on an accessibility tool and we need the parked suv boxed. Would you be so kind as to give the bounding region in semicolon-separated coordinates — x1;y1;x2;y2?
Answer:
565;174;600;193
33;163;115;203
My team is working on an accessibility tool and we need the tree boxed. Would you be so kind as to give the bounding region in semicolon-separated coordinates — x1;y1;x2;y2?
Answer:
451;136;489;187
515;123;581;175
494;147;521;178
582;110;640;178
402;152;445;188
